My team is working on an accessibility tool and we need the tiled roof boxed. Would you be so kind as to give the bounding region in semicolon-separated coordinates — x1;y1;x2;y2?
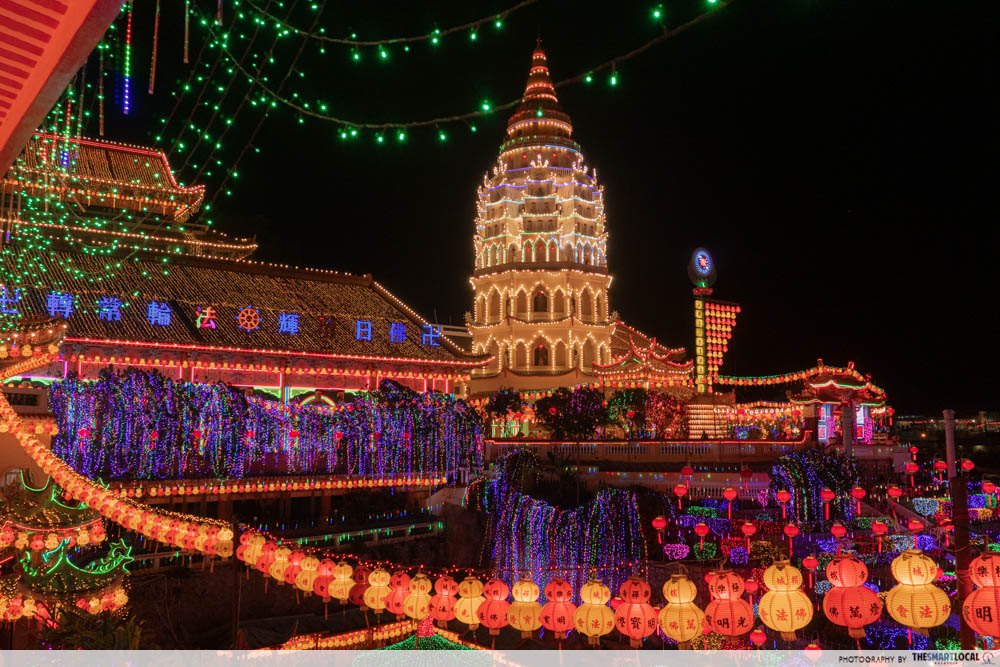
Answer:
2;249;484;365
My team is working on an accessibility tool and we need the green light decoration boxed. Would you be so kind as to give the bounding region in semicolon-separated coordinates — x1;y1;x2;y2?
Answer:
154;0;739;202
18;541;132;596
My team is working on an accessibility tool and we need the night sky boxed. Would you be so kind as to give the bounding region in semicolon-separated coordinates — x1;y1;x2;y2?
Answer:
109;0;996;415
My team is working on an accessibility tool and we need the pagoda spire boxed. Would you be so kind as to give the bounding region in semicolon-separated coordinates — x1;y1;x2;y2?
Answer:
507;43;573;138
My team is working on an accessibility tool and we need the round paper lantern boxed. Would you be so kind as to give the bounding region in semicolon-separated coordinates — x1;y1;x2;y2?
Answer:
888;485;904;499
659;573;705;648
652;515;667;531
673;484;688;509
329;561;353;604
541;578;576;635
759;558;812;641
823;555;881;639
961;459;975;472
283;550;304;587
429;575;458;625
749;627;767;646
831;522;848;539
269;547;291;583
723;487;739;501
508;578;542;638
805;642;822;662
295;556;320;596
964;553;1000;640
385;571;410;618
887;550;951;634
455;576;486;630
348;565;370;608
574;580;615;646
776;489;791;504
705;569;753;637
613;576;656;647
403;573;433;620
477;578;510;635
363;568;391;614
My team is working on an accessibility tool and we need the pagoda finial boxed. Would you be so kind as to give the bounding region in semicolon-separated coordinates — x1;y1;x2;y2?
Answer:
507;43;572;138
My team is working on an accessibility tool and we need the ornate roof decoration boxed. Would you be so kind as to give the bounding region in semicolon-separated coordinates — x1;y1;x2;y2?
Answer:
592;321;693;384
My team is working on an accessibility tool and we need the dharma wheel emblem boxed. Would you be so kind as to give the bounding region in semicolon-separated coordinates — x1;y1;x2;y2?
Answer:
236;304;261;331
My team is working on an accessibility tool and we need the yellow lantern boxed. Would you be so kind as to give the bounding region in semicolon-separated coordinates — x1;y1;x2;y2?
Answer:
329;561;353;604
454;577;485;630
403;573;432;620
295;556;320;596
659;573;705;648
573;579;615;646
269;547;291;583
887;550;950;635
508;577;543;638
363;568;392;614
759;558;812;641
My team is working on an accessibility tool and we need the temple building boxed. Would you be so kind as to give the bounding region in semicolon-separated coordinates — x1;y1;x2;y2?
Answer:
0;133;488;406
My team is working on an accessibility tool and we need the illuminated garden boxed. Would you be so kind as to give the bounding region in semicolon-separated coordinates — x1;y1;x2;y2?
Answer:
0;0;994;658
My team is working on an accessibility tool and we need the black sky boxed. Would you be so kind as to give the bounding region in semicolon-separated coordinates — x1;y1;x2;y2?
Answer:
109;0;997;415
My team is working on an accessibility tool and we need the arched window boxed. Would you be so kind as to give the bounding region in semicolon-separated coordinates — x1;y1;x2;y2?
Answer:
596;293;604;321
488;290;501;322
522;244;531;262
581;288;594;322
534;239;545;262
533;343;549;366
583;244;593;265
488;340;501;373
582;339;596;370
515;343;528;368
532;290;548;313
508;244;516;264
515;291;528;317
553;290;566;315
477;295;487;323
555;341;568;368
548;241;558;261
490;245;499;266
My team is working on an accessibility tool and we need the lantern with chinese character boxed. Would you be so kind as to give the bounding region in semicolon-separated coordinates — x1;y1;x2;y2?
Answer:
614;576;657;647
403;573;433;621
362;568;391;615
887;550;950;637
295;556;320;597
759;558;812;641
268;546;291;583
963;553;1000;642
574;579;615;646
349;565;370;608
454;576;486;629
658;572;705;649
477;578;510;635
541;577;576;636
508;577;543;638
823;554;881;639
429;574;458;626
704;569;754;637
329;561;353;604
385;571;411;619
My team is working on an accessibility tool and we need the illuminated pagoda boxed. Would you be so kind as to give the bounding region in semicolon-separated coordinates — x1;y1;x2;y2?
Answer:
0;134;488;402
468;44;616;393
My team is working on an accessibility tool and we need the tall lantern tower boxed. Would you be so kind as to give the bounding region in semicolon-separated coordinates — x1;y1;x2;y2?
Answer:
468;44;614;393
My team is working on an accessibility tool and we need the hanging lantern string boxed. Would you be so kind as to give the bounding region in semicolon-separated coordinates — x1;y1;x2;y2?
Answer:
194;0;736;131
243;0;540;46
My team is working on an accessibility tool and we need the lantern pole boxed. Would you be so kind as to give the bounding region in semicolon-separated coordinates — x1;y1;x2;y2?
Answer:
946;409;974;649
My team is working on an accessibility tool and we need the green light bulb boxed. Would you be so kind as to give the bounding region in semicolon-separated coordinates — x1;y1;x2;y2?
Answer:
610;73;618;86
438;131;447;142
379;47;388;60
397;131;406;142
652;5;663;19
431;36;439;45
494;18;503;29
585;73;593;83
482;100;491;112
376;134;384;143
351;50;360;61
469;31;477;41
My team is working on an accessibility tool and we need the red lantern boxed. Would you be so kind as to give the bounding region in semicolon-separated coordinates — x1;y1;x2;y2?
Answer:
694;522;710;549
776;489;791;520
830;522;847;553
904;462;919;487
349;565;371;608
961;459;975;472
740;466;753;492
652;515;667;544
983;481;996;509
614;577;657;647
850;486;866;515
723;487;738;520
744;579;759;605
907;519;923;548
783;524;799;557
802;555;819;587
385;571;410;619
477;578;510;635
749;627;767;647
681;464;694;488
823;554;881;639
673;484;688;509
541;578;577;636
820;488;835;520
872;521;889;553
705;591;753;635
805;642;823;662
741;522;757;552
429;575;458;624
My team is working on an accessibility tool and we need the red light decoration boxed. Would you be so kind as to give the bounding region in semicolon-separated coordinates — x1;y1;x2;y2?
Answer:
776;489;791;520
872;521;889;553
802;555;819;588
705;570;754;637
820;488;835;520
652;515;667;544
964;554;1000;643
673;484;688;510
723;487;738;520
830;522;847;553
851;487;866;515
614;577;657;648
907;519;923;549
824;554;882;641
904;462;919;487
961;459;975;472
741;522;757;552
694;522;710;549
783;524;800;557
749;627;767;647
477;578;510;636
681;464;694;488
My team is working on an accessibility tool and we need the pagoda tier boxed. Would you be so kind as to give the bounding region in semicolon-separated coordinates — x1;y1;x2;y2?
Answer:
592;321;695;391
468;45;614;392
1;133;257;260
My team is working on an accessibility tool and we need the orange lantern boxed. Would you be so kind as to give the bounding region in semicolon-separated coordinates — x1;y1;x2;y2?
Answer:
508;578;543;638
573;579;615;646
963;553;1000;643
454;576;486;630
759;558;812;641
614;576;657;647
329;561;353;604
823;554;881;639
429;574;458;626
385;571;411;619
705;569;754;636
349;565;370;608
540;577;576;636
477;578;510;635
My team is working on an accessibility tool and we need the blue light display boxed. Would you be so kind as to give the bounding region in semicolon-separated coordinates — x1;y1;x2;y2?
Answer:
278;312;299;335
355;319;373;341
147;301;172;326
0;286;21;315
389;322;407;343
422;324;441;346
46;291;74;318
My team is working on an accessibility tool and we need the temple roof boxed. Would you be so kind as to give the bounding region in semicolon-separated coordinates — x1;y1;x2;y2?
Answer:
505;43;574;142
0;249;487;367
5;134;206;222
592;321;693;383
